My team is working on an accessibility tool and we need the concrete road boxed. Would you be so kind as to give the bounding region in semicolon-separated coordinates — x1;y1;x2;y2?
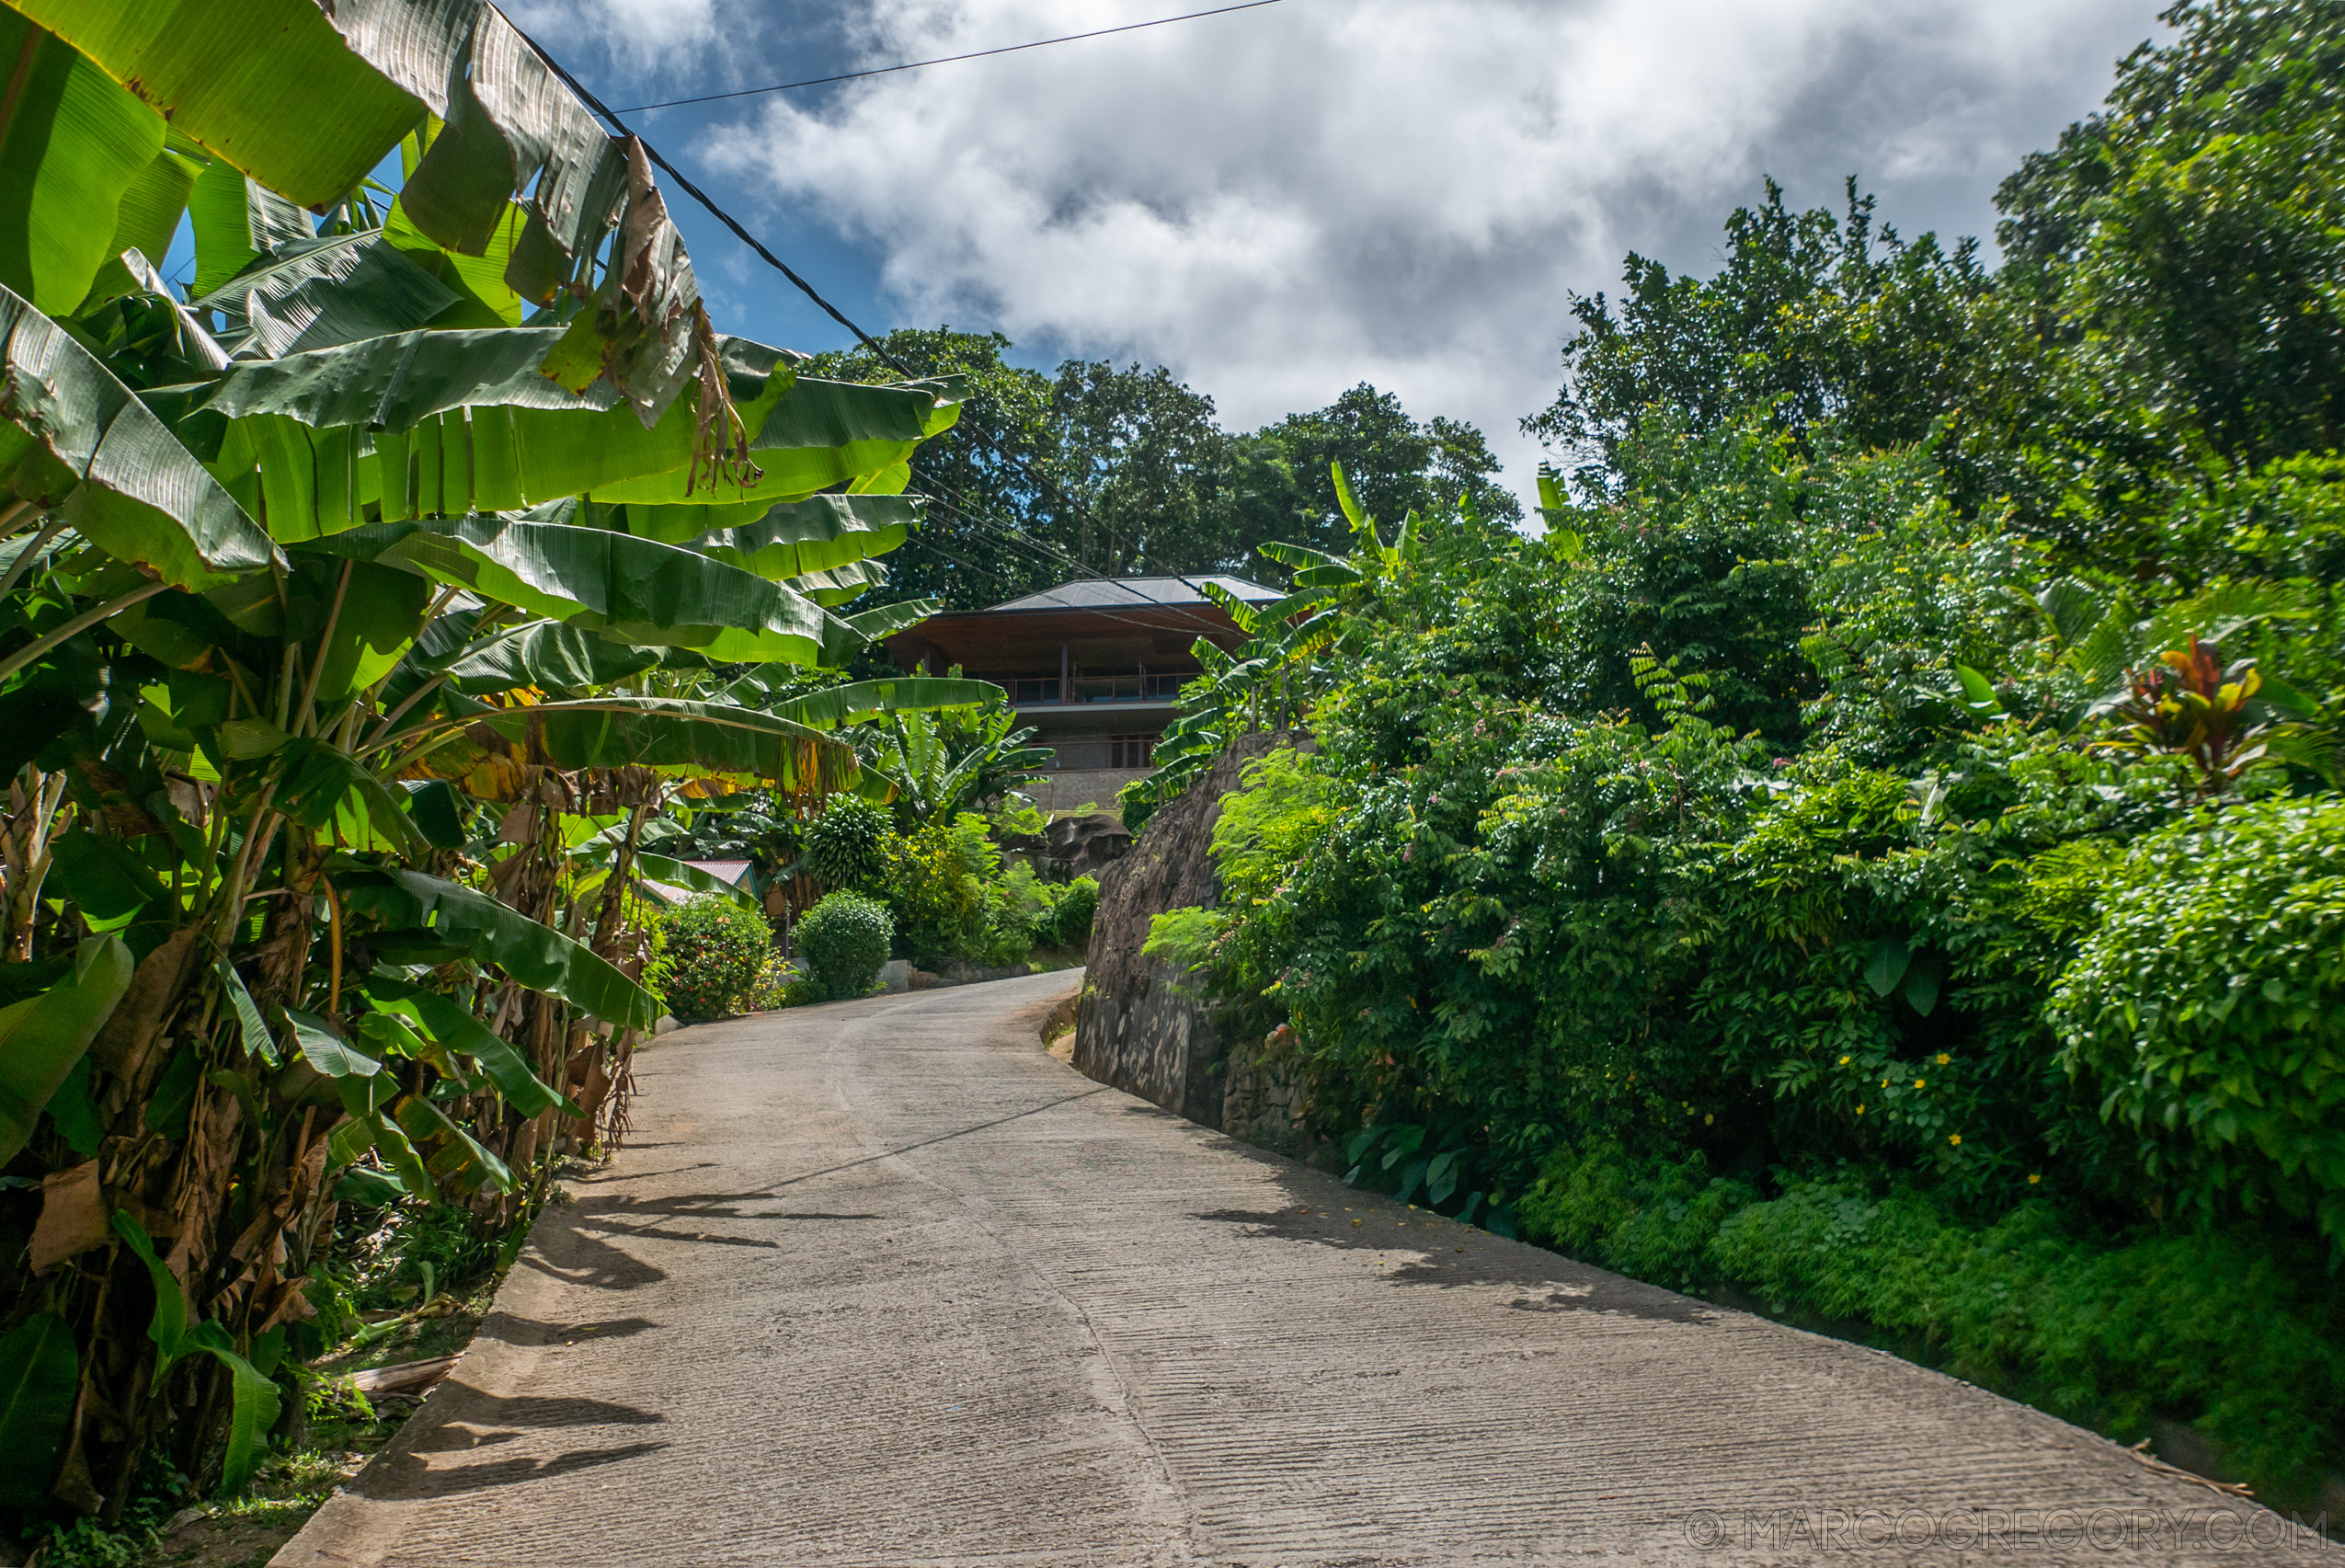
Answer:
279;972;2328;1567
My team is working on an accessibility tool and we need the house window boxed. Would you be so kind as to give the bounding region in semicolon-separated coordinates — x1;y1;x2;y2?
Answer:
1109;735;1155;769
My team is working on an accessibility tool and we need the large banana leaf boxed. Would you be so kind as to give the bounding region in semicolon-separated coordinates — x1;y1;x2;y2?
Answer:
177;338;956;542
20;0;712;435
17;0;437;210
82;140;207;306
763;677;999;729
788;559;887;607
388;5;624;301
172;327;822;537
362;978;579;1118
195;235;460;360
841;598;943;644
443;621;661;696
353;869;660;1030
383;194;525;327
186;158;314;296
395;1090;512;1193
692;494;921;580
532;138;701;424
0;1313;77;1506
589;378;952;509
112;1214;279;1494
0;10;165;313
486;696;861;793
628;850;761;912
0;286;280;588
0;936;133;1164
309;514;846;663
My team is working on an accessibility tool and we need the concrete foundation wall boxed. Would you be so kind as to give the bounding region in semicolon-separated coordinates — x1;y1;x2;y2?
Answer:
1026;767;1152;814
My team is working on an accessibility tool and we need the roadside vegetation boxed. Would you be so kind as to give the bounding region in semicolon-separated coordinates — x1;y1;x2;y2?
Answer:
1142;0;2345;1512
0;0;995;1554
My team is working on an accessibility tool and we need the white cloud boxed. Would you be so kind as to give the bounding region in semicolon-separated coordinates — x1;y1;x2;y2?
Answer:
501;0;733;86
699;0;2164;502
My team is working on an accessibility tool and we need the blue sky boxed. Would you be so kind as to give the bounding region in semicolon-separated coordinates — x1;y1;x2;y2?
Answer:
506;0;2168;506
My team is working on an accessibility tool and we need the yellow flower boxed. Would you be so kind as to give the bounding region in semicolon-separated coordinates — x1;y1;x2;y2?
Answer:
1949;1134;1962;1146
1881;1078;1890;1088
1914;1079;1926;1089
2028;1173;2042;1185
1935;1053;1950;1066
1839;1055;1851;1066
1855;1104;1865;1115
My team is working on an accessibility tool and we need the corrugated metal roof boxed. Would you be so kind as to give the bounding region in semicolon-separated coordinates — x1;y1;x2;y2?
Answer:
984;576;1280;612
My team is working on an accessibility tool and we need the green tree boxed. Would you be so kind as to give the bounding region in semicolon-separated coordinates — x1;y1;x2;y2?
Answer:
811;328;1064;609
1992;0;2345;565
1053;359;1232;575
1254;385;1522;553
1524;181;1991;504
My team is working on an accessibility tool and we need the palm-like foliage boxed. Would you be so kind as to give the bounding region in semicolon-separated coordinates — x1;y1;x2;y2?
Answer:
0;0;991;1517
1118;462;1419;827
859;704;1054;828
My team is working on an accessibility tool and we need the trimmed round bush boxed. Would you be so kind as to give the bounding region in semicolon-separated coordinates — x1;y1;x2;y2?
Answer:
795;891;895;999
803;794;889;890
655;893;773;1024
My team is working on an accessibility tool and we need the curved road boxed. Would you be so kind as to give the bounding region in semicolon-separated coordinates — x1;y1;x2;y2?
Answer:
280;972;2326;1566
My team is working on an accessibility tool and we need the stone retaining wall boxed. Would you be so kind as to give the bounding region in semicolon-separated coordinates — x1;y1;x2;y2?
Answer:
1071;733;1318;1159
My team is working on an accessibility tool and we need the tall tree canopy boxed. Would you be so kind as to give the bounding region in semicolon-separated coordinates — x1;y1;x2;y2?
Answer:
818;335;1522;608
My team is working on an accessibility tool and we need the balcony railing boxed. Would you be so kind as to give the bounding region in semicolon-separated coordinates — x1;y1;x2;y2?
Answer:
1003;674;1185;705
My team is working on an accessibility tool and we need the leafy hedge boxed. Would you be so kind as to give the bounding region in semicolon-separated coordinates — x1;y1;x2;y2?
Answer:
1037;876;1099;951
1164;0;2345;1507
2050;797;2345;1240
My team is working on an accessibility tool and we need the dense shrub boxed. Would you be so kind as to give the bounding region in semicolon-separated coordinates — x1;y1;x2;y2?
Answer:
1039;876;1099;950
803;794;889;890
1080;4;2345;1505
878;814;1036;967
2051;797;2345;1240
741;950;796;1013
652;894;772;1024
795;892;894;999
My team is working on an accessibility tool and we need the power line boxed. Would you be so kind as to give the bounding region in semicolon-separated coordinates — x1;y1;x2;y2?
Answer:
516;23;1255;640
514;24;917;377
614;0;1289;115
913;472;1241;641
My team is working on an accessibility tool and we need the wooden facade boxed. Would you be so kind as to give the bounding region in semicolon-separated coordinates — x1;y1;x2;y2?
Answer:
886;577;1277;801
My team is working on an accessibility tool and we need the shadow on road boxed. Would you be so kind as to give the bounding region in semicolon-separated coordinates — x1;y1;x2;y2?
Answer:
480;1312;661;1348
1191;1163;1718;1325
352;1391;669;1499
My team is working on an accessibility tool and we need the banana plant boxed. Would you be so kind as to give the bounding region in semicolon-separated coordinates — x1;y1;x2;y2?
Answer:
853;700;1054;828
1118;461;1402;827
0;0;1001;1519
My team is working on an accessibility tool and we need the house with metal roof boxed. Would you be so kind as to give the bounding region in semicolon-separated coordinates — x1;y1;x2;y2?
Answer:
886;575;1280;810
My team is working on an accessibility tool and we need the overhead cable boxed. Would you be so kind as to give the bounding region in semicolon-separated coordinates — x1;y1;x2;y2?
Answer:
517;22;1265;637
615;0;1289;114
